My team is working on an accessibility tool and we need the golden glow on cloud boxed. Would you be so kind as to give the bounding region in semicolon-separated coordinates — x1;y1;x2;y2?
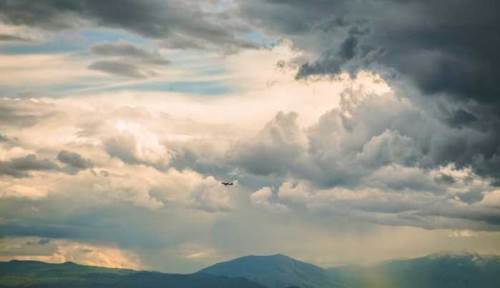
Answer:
0;237;142;269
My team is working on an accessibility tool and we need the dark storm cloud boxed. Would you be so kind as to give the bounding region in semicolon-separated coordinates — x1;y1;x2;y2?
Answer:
0;0;256;51
241;0;500;103
0;154;59;178
57;150;93;172
444;109;478;129
238;0;500;182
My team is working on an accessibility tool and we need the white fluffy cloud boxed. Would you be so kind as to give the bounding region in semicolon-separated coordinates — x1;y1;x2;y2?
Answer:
105;120;172;168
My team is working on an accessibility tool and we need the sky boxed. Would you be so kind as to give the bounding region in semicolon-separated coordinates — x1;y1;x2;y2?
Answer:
0;0;500;273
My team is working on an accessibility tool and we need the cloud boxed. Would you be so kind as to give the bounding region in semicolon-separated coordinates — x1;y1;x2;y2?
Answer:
240;0;500;103
228;111;306;176
57;150;93;172
228;83;500;230
0;72;497;234
88;42;169;78
0;154;59;178
252;84;499;187
188;176;233;213
0;99;58;127
88;60;157;78
481;190;500;208
251;171;500;231
0;237;142;269
0;54;94;88
104;121;171;168
250;187;288;213
0;0;257;51
0;9;500;271
0;33;30;41
0;164;236;268
237;0;500;182
91;42;169;65
0;23;45;42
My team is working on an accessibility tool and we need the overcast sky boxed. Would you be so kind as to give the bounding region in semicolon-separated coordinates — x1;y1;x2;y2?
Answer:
0;0;500;273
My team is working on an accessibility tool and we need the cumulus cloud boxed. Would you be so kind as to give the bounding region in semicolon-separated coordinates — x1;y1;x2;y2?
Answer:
228;111;306;176
237;0;500;182
233;83;500;230
104;121;171;168
229;80;499;192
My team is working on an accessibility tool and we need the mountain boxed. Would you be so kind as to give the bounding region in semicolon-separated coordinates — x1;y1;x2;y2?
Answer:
327;253;500;288
2;253;500;288
198;254;339;288
0;260;265;288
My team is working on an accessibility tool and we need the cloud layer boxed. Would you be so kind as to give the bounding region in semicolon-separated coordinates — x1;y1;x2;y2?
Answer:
0;0;256;51
1;0;500;273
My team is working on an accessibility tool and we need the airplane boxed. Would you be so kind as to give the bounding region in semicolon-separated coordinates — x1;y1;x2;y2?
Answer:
221;182;234;186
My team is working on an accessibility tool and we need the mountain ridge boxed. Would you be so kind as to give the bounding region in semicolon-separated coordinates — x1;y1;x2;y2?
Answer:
198;253;338;288
0;260;266;288
2;253;500;288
